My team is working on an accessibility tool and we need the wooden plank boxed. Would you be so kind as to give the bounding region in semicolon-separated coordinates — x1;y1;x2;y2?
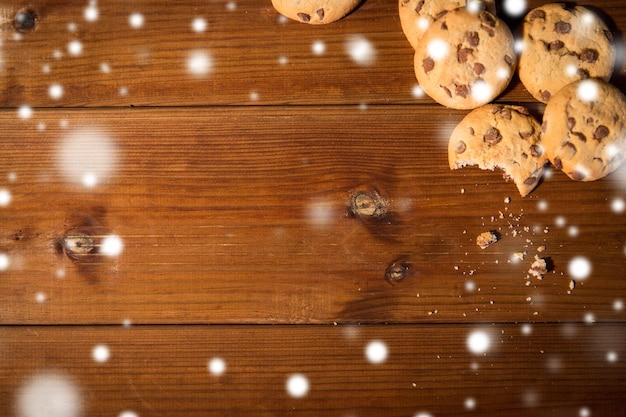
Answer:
1;324;625;416
1;107;625;324
1;0;625;107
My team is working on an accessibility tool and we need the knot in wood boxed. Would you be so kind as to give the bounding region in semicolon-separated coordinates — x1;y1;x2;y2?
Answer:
63;234;96;257
385;261;408;283
14;9;38;33
349;190;389;219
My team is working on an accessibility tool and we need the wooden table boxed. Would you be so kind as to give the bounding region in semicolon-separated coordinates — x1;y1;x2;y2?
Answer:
1;1;625;415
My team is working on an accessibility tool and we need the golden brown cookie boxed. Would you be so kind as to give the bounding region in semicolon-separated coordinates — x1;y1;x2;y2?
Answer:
449;104;548;196
518;3;616;103
541;79;626;181
271;0;360;24
414;9;516;109
399;0;496;49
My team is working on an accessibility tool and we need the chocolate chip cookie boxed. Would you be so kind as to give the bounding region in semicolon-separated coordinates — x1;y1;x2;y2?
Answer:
541;79;626;181
449;104;548;196
414;8;516;109
518;3;616;103
399;0;496;49
271;0;361;24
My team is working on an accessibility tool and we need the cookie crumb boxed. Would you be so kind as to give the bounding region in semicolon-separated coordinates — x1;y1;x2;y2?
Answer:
477;230;499;249
513;251;526;261
504;197;511;203
569;279;576;291
528;255;548;279
537;245;546;252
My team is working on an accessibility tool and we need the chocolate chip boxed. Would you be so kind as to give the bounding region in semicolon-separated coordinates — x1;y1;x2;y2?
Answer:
455;140;467;154
572;132;587;142
540;90;551;102
297;12;311;22
519;131;533;139
500;107;512;120
483;127;502;145
524;176;538;185
504;55;514;66
434;10;447;20
567;117;576;130
554;21;571;34
580;48;598;63
570;170;586;181
593;125;609;140
561;141;577;158
472;63;485;75
577;68;590;79
469;127;475;136
529;9;546;21
414;0;425;13
465;31;480;47
516;106;530;116
553;157;562;170
541;121;548;133
548;40;564;51
316;8;324;20
530;144;543;157
423;57;435;73
442;86;452;97
455;85;469;98
457;48;473;63
481;25;495;37
479;12;496;27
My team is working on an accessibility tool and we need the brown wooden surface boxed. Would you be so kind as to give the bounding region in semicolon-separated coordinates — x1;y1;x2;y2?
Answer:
1;324;626;417
2;0;626;415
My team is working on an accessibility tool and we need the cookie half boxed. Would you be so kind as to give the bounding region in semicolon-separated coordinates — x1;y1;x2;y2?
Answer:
271;0;360;24
541;79;626;181
518;3;616;103
414;9;516;109
449;104;547;196
399;0;496;50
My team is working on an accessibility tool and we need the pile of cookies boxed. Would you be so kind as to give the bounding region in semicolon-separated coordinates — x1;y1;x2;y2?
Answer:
400;1;626;196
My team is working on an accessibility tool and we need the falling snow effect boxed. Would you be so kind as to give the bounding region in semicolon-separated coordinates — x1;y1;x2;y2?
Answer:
192;17;208;33
84;1;99;22
92;344;111;362
187;50;213;77
57;127;118;187
365;340;388;364
502;0;527;17
16;371;83;417
18;105;33;119
0;253;10;271
129;13;144;29
467;330;490;354
208;357;227;376
345;36;376;66
286;374;309;398
0;188;12;206
49;84;64;100
568;256;592;280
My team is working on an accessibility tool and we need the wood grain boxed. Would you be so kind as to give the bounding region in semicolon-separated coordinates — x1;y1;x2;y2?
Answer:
1;324;625;417
1;0;625;107
1;107;625;324
1;0;626;415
